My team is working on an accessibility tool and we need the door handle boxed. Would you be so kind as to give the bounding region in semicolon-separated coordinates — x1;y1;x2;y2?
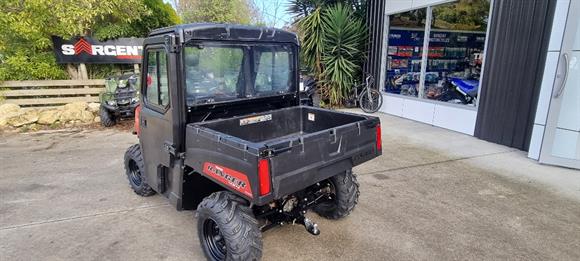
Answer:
141;118;147;128
554;53;570;98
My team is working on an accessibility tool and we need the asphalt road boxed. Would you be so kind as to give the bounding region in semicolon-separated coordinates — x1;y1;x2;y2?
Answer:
1;114;580;261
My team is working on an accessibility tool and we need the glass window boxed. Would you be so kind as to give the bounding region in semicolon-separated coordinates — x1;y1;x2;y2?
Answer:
158;53;169;106
385;9;427;97
184;43;295;106
253;46;292;96
423;0;490;106
384;0;490;107
145;50;170;108
184;45;244;105
146;51;159;105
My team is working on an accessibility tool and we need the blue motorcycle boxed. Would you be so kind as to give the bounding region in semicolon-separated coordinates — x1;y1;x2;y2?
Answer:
441;77;479;105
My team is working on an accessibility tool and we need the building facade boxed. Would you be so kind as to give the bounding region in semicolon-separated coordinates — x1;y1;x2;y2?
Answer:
365;0;579;169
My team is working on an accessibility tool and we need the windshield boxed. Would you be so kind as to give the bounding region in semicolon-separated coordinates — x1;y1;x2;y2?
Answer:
184;43;295;106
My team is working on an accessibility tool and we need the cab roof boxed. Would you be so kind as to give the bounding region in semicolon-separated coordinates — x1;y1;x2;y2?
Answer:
149;23;299;45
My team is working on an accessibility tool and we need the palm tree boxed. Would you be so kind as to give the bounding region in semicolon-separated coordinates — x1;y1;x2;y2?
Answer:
288;0;367;106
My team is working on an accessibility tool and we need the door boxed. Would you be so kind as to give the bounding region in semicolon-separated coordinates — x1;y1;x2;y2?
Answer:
139;46;174;191
540;1;580;169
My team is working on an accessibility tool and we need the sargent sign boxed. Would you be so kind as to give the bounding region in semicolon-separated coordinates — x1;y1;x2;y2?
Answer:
52;36;144;64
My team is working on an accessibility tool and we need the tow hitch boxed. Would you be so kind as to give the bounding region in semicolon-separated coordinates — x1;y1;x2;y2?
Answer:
303;217;320;235
255;182;331;236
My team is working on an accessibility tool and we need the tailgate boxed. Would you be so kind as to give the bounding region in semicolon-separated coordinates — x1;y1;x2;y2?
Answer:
266;115;381;198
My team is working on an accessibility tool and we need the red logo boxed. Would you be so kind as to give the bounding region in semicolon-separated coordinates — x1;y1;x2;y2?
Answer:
73;38;92;55
203;162;253;198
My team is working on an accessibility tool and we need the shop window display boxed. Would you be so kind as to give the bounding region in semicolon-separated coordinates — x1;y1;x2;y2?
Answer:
385;0;490;107
385;9;426;97
423;0;489;106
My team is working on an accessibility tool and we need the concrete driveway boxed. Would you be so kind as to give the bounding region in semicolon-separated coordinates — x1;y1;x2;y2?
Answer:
1;113;580;261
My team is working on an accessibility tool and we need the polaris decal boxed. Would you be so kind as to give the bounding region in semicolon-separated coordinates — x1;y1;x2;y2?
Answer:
240;114;272;126
52;36;144;64
203;162;253;198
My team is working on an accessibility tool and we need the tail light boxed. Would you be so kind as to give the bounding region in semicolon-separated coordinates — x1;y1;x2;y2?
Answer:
376;124;382;151
258;159;271;196
134;104;141;136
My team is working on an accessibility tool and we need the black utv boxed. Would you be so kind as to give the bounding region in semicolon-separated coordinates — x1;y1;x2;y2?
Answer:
124;23;382;261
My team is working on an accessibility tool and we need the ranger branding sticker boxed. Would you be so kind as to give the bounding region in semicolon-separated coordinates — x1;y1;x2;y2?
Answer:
240;114;272;126
202;162;253;198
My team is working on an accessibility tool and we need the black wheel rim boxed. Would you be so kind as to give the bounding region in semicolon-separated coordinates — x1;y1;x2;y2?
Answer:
203;218;227;260
128;160;142;187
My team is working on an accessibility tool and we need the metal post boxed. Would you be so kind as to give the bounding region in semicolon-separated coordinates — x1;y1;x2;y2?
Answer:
378;7;390;94
418;6;433;99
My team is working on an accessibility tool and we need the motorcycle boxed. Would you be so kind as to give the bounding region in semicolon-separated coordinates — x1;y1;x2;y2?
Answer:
300;76;320;107
440;77;479;105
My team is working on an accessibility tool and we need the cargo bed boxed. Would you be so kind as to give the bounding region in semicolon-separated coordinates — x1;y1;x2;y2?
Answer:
185;106;381;205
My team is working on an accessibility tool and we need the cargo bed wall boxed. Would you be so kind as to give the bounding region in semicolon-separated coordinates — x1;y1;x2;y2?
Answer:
268;116;379;197
198;107;368;143
185;126;261;201
185;106;381;205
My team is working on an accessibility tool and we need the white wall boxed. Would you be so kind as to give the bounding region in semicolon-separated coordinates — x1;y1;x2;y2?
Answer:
528;0;571;160
380;94;477;135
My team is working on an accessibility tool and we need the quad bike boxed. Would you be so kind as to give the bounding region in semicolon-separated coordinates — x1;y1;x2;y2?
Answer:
99;72;140;127
124;24;381;261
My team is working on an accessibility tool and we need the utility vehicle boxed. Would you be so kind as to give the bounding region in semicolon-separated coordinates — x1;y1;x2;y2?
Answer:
99;72;140;127
124;23;382;261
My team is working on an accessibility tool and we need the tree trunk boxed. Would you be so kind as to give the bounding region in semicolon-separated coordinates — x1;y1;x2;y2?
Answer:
78;63;89;80
66;64;79;80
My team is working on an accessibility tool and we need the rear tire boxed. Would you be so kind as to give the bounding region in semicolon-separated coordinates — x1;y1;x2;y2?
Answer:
313;169;360;219
124;144;155;197
100;106;116;127
197;191;262;261
359;88;383;113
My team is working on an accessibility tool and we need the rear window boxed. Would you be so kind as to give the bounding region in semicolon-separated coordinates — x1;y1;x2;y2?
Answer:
184;43;295;106
254;46;292;96
184;46;244;105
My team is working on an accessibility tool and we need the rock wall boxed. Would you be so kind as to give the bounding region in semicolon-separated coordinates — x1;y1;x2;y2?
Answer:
0;102;102;131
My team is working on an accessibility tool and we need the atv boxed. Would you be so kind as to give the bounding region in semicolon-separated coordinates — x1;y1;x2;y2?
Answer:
99;72;140;127
124;23;381;261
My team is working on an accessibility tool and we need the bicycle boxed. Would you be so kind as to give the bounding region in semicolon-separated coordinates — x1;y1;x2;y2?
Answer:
347;75;383;113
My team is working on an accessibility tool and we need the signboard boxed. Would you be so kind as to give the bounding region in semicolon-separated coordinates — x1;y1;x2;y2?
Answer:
387;29;486;48
52;36;144;64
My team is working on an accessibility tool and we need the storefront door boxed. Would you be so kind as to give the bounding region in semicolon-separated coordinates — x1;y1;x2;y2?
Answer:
540;1;580;169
